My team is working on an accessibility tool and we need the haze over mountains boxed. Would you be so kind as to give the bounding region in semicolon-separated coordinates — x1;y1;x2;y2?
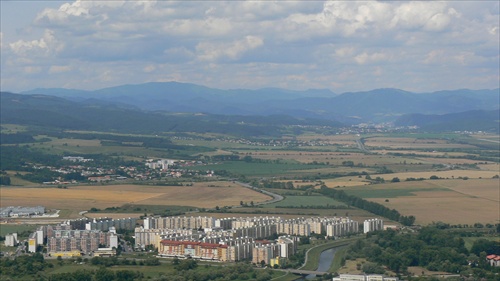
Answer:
2;82;499;134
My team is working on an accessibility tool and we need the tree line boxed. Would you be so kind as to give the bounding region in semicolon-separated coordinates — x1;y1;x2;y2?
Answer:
345;227;500;279
317;185;416;226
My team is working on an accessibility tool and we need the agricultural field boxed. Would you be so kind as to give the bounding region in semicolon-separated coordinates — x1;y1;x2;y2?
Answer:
339;179;500;225
0;224;38;236
34;138;176;158
364;136;477;149
369;169;499;181
322;177;370;188
185;160;328;177
266;195;346;208
198;206;392;224
0;124;28;134
1;131;498;228
0;182;271;219
296;134;359;145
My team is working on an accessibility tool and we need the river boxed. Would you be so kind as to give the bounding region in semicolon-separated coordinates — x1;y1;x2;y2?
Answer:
305;245;345;279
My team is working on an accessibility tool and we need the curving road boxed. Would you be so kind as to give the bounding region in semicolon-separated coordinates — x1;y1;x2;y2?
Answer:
233;181;284;206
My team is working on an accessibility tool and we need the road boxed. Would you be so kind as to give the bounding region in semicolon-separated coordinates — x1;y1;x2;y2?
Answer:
356;138;370;153
234;181;284;206
476;138;500;144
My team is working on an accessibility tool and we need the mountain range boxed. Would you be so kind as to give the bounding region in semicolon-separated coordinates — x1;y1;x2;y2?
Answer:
1;82;498;134
21;82;499;124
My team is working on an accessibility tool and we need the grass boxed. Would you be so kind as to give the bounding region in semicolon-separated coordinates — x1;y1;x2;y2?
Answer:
0;124;28;134
186;161;327;177
0;224;38;236
40;259;286;280
462;236;499;251
343;187;448;198
203;207;379;222
270;272;301;281
329;246;348;272
266;195;346;208
300;237;360;272
89;204;196;215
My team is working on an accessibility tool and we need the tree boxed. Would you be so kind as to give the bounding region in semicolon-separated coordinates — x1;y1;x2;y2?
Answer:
0;176;11;185
362;262;385;274
471;239;500;256
391;177;400;183
175;259;198;271
95;267;115;281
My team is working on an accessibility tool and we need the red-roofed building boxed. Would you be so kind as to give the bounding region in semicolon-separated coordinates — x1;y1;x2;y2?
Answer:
159;240;229;261
486;254;500;267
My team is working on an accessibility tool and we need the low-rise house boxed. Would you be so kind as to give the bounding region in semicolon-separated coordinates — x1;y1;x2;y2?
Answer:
487;254;500;267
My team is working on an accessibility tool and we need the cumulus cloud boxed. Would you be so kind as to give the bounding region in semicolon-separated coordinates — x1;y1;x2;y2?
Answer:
9;29;58;56
354;52;389;65
49;65;72;74
196;36;264;62
0;1;498;92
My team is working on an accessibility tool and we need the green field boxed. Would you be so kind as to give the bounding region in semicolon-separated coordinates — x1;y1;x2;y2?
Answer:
0;124;28;134
207;207;380;222
266;195;346;208
0;224;38;237
31;259;286;280
186;161;326;177
89;204;196;215
342;187;448;198
462;236;499;251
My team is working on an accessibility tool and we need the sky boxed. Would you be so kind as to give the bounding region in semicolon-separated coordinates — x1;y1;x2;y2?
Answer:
1;0;499;93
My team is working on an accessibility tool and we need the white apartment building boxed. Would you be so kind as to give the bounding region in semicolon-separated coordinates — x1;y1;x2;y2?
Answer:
4;233;18;247
333;274;399;281
364;218;384;233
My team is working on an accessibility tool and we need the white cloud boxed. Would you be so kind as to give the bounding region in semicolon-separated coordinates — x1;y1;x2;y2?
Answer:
197;36;264;62
334;47;355;58
0;1;498;93
23;66;42;74
49;65;72;74
143;65;156;73
354;52;388;65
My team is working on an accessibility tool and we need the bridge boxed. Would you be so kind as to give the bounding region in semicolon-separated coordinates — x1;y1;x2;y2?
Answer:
274;268;328;276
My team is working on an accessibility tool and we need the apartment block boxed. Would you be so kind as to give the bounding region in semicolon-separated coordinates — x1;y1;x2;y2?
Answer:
364;218;384;233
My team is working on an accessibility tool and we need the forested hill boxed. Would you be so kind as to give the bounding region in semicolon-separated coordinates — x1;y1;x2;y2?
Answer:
21;82;499;124
0;92;341;137
395;109;500;133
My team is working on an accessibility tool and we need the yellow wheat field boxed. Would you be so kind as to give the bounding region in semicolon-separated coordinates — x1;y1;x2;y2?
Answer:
374;170;499;180
0;182;271;217
364;137;476;149
361;179;499;224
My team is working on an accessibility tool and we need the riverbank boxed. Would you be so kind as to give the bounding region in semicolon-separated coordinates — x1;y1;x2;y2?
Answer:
300;236;361;272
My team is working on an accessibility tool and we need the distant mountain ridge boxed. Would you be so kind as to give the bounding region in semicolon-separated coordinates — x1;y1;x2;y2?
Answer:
395;109;500;133
20;82;499;124
0;92;341;137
